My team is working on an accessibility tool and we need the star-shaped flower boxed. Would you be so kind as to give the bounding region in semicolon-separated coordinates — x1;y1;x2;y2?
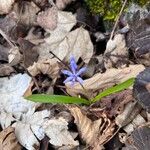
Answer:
62;56;86;86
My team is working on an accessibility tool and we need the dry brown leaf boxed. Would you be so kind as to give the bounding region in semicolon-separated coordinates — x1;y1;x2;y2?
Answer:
69;106;116;149
0;0;15;14
104;34;128;69
66;65;145;99
0;127;22;150
13;1;40;26
27;59;60;80
56;0;75;10
37;7;58;30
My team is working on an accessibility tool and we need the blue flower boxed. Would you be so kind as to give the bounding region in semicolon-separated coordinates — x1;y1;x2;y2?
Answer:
62;56;86;86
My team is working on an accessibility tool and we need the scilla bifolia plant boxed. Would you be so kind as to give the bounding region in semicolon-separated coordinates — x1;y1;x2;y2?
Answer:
26;56;135;105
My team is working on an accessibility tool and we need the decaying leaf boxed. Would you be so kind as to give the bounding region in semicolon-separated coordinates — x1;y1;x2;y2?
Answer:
12;109;50;150
37;6;58;30
125;126;150;150
56;0;76;10
69;106;116;149
90;90;133;118
0;127;22;150
133;67;150;112
66;65;145;99
43;117;79;148
13;1;40;26
0;0;15;14
125;4;150;66
104;34;128;69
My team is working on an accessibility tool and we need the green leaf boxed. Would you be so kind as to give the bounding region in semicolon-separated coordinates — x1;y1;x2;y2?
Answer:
26;94;90;105
91;78;135;103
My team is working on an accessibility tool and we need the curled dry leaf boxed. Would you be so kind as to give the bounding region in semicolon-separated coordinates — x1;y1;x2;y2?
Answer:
28;59;60;80
56;0;76;10
0;0;14;14
43;117;79;148
133;67;150;112
37;6;58;30
66;65;145;99
0;127;22;150
13;1;40;26
104;34;128;69
69;106;116;149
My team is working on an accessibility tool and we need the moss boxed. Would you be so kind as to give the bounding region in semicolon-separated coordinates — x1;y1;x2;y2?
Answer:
85;0;149;20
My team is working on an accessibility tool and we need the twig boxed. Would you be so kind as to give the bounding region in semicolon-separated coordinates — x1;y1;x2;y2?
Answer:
110;0;128;40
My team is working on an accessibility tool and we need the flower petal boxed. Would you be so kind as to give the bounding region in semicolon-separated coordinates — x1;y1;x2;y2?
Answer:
76;67;86;76
63;76;74;83
76;77;84;84
70;56;77;74
61;70;73;76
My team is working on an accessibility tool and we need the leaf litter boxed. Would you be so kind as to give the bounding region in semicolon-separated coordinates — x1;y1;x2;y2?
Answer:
0;0;150;150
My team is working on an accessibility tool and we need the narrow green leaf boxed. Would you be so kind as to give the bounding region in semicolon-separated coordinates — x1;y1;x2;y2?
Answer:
91;78;135;103
26;94;90;105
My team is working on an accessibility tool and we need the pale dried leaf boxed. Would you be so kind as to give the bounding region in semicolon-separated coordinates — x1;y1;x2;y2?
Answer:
0;74;39;118
0;0;14;14
12;109;50;150
38;10;77;60
56;0;76;10
39;27;93;64
0;127;22;150
37;7;58;30
66;65;145;99
104;34;128;68
13;1;40;26
43;117;79;147
27;59;60;80
69;106;115;149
